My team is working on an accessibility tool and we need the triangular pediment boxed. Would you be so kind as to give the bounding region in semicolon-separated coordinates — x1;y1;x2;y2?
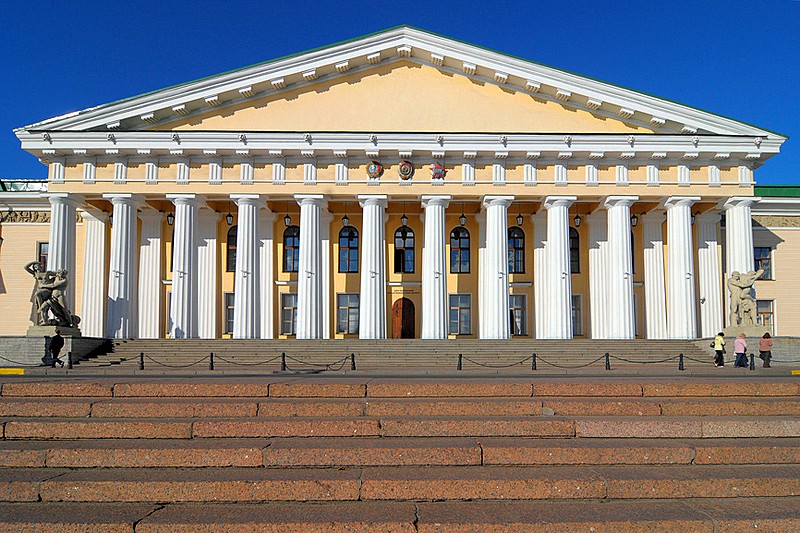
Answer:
153;61;652;134
17;26;783;141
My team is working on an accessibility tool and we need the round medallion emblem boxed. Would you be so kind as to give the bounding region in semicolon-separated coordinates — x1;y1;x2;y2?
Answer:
398;160;414;180
430;162;447;180
366;161;383;179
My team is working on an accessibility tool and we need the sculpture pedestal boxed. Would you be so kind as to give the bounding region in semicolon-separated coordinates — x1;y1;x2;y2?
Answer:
26;326;82;338
722;325;769;339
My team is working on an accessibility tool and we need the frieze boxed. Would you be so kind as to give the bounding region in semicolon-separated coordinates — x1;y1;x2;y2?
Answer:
753;215;800;228
2;211;51;223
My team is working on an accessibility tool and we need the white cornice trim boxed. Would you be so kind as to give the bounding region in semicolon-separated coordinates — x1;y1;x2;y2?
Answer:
14;27;786;142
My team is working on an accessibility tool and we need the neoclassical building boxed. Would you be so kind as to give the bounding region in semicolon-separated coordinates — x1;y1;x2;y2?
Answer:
3;26;789;340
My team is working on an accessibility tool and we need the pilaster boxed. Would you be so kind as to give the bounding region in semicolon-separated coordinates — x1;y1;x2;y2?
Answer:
259;210;276;339
587;210;608;339
532;211;547;338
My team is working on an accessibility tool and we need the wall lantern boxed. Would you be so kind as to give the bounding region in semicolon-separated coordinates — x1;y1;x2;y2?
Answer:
400;213;409;226
516;213;524;226
691;213;696;225
342;213;350;226
284;214;292;227
226;201;234;226
166;212;174;226
459;213;467;227
630;214;638;227
573;214;581;227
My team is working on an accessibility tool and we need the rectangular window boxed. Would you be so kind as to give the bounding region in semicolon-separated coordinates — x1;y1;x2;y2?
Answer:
448;294;472;335
36;241;49;268
756;300;774;334
280;293;297;335
510;294;527;336
571;294;583;336
336;293;360;334
754;247;772;279
223;292;235;334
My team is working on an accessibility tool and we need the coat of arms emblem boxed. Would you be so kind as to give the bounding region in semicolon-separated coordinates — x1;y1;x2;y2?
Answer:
398;160;414;180
430;162;447;180
366;161;383;179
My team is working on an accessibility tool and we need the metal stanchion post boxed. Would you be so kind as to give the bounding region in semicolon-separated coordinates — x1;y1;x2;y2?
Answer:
457;354;463;371
604;352;611;371
678;353;685;371
281;352;287;371
350;353;356;371
139;352;144;370
531;353;537;371
209;352;214;371
67;351;73;370
749;353;755;371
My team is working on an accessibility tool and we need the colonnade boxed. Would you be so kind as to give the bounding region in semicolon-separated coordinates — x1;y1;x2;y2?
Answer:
44;193;758;341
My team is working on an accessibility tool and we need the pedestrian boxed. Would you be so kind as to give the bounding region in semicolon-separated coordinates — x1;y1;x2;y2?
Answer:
759;332;773;368
49;331;65;368
733;333;748;368
712;332;726;367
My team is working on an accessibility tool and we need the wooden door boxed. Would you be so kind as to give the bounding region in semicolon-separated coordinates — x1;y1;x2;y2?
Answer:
392;298;415;338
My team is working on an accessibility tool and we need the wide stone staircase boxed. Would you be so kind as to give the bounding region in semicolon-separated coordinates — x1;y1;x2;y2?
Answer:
0;375;799;530
82;338;711;371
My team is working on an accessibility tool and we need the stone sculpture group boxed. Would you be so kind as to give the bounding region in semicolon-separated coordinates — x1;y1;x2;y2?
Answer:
727;269;764;328
25;261;80;328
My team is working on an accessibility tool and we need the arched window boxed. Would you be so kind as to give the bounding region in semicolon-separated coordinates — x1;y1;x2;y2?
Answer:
339;226;359;273
226;226;237;272
508;226;525;273
569;227;580;274
450;227;470;273
283;225;300;272
394;226;415;273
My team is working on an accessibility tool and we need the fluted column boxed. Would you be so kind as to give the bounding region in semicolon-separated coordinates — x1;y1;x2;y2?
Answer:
358;195;388;340
587;210;608;339
295;194;326;339
105;194;142;338
605;196;638;339
168;194;202;339
421;195;451;339
259;210;276;339
532;211;547;338
477;212;488;338
697;212;724;337
642;211;668;339
137;211;163;339
482;196;513;339
666;196;699;339
321;211;333;339
724;197;759;277
232;195;264;339
543;196;576;339
197;209;219;339
47;193;82;313
80;210;108;338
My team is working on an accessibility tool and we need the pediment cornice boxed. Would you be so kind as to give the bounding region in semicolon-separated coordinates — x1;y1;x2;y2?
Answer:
16;26;785;143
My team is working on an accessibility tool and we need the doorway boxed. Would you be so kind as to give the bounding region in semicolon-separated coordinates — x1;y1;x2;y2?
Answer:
392;298;415;338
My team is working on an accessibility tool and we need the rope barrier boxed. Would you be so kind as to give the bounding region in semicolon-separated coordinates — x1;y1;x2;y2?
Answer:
214;355;283;366
0;354;44;367
460;354;534;369
530;354;607;369
142;354;210;368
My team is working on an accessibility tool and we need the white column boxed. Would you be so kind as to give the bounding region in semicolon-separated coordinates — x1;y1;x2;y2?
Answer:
532;211;547;338
259;209;276;339
697;212;724;337
605;196;638;339
477;212;487;338
197;209;219;339
232;195;264;339
482;196;514;339
80;210;108;337
137;211;163;339
421;195;451;339
665;196;699;339
358;195;388;339
724;197;759;277
105;194;142;338
321;211;333;339
168;194;202;339
587;210;608;339
543;196;576;339
47;193;82;313
295;194;326;339
642;211;668;339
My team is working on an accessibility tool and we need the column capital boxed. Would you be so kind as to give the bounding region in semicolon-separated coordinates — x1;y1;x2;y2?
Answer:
357;194;388;208
166;193;206;208
482;195;514;209
231;194;266;208
662;196;701;209
104;193;145;208
603;195;639;209
295;194;328;208
45;193;85;208
721;196;761;210
542;196;576;210
421;194;452;208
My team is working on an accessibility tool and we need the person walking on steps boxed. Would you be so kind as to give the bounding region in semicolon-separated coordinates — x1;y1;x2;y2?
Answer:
712;332;726;367
733;333;748;368
759;332;773;368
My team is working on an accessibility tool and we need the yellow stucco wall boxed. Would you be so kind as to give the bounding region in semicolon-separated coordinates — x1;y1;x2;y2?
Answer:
753;225;800;336
0;223;52;334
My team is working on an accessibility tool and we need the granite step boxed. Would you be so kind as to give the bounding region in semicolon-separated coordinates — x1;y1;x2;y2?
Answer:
1;465;798;503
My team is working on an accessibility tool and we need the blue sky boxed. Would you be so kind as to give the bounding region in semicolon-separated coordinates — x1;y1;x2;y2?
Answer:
2;0;798;184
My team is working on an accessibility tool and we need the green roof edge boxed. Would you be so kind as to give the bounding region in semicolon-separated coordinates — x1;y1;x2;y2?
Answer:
21;25;789;138
754;185;800;197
